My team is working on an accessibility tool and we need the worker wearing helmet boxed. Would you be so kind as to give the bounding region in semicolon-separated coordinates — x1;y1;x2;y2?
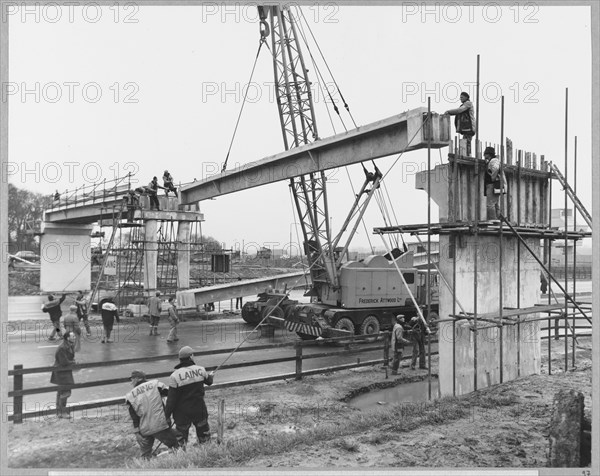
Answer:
165;346;214;447
125;370;180;459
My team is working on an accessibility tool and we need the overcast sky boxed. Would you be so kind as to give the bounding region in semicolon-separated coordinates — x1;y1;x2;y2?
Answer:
6;3;593;253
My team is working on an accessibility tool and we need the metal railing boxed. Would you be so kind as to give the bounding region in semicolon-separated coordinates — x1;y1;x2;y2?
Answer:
47;173;134;211
7;332;438;423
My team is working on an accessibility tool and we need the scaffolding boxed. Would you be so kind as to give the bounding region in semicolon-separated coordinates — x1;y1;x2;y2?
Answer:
374;75;592;396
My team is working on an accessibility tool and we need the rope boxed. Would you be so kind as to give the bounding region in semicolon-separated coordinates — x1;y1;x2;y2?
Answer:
211;244;327;376
221;38;265;173
298;7;357;128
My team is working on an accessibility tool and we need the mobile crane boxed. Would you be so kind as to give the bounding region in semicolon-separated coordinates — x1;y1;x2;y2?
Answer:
241;5;438;338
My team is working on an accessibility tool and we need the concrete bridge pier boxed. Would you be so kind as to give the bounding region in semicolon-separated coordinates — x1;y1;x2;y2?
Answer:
437;233;541;395
40;222;94;292
416;155;550;396
143;219;159;292
176;221;191;289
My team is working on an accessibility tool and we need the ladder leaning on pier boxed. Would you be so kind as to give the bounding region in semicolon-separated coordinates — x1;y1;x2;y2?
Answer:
550;162;592;229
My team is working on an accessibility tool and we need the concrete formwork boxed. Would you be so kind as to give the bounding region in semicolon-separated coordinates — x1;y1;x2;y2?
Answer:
417;155;551;225
416;154;549;396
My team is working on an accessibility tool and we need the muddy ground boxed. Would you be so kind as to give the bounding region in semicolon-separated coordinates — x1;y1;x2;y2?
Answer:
6;337;592;470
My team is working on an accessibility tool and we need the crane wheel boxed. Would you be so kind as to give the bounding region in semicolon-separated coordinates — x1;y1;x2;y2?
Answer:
360;315;380;335
334;317;355;334
241;303;261;325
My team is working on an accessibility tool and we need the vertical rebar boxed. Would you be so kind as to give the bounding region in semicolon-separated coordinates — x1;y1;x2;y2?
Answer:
499;96;504;383
475;54;480;160
517;152;522;377
427;97;432;400
473;55;481;391
548;167;553;375
563;88;569;371
572;135;577;368
452;232;457;396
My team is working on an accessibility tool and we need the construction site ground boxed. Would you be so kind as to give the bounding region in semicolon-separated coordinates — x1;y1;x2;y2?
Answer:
6;336;592;470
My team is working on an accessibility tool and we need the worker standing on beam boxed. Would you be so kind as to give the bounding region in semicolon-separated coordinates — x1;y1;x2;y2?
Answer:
147;177;165;211
444;92;476;156
162;170;178;198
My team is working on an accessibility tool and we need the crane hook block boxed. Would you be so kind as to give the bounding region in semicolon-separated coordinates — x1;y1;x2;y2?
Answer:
259;19;270;38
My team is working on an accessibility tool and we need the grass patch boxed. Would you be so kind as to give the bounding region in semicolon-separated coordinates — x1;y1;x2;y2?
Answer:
127;395;470;469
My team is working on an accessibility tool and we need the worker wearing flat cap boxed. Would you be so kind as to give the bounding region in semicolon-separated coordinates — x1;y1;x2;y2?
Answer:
125;369;180;459
165;346;214;447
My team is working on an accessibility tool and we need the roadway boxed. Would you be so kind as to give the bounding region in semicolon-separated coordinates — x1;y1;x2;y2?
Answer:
7;315;409;413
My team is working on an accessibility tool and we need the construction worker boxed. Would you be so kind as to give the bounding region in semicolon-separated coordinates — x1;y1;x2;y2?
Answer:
540;271;548;294
126;190;140;222
42;294;67;341
148;291;163;336
162;170;178;198
125;370;180;459
483;146;507;220
63;305;82;352
408;316;430;370
390;315;411;375
444;92;476;156
166;297;180;343
165;346;214;447
100;298;120;343
75;290;92;337
147;177;165;211
50;331;77;418
235;277;243;310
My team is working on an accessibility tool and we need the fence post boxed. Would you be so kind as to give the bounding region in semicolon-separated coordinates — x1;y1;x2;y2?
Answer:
295;341;302;380
217;398;225;444
13;365;23;424
383;332;390;369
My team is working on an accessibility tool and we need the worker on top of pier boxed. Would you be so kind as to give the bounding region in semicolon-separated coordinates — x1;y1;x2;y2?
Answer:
444;92;476;156
163;170;178;198
147;177;166;211
483;146;507;220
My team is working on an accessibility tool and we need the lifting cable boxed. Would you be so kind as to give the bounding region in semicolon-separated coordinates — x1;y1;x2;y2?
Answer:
298;7;357;128
294;9;374;252
221;38;266;173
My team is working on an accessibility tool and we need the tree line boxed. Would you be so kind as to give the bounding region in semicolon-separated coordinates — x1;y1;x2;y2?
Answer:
7;184;51;254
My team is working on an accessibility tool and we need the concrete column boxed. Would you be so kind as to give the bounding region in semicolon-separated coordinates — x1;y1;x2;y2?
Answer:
40;222;93;292
437;234;541;396
176;221;191;289
143;219;158;292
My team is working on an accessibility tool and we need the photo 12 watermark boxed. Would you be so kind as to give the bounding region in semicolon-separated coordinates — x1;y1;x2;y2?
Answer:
2;81;140;104
2;2;140;24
